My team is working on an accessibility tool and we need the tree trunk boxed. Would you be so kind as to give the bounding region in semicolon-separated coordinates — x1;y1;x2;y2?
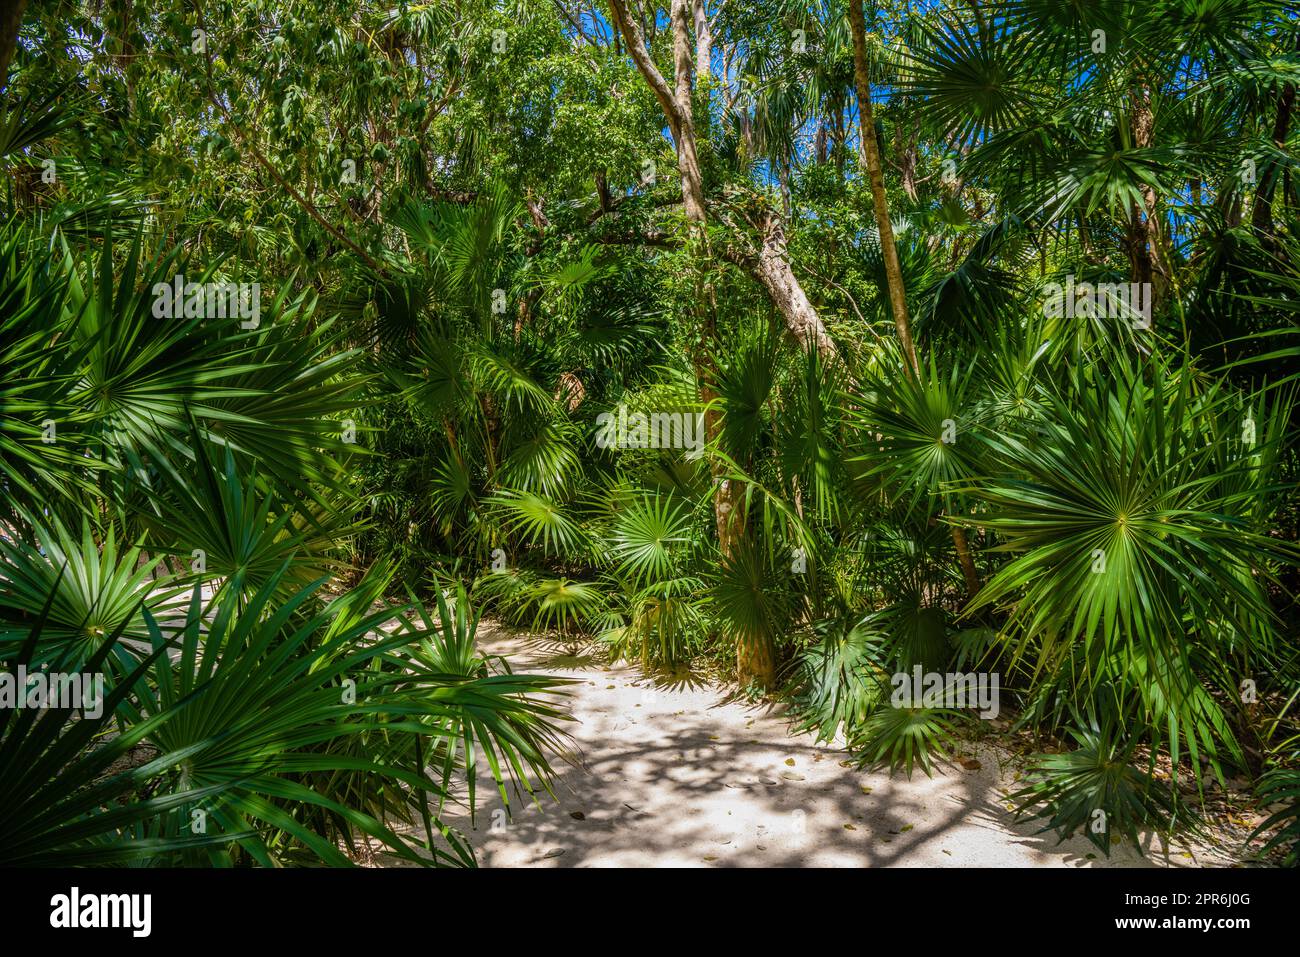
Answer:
693;0;711;83
849;0;980;598
737;629;775;690
609;0;835;360
1130;84;1170;310
895;120;918;203
700;319;767;689
848;0;918;374
778;156;792;219
1252;35;1297;235
607;0;705;222
610;0;773;690
951;526;981;599
751;210;837;357
595;170;612;214
609;0;840;685
669;0;707;224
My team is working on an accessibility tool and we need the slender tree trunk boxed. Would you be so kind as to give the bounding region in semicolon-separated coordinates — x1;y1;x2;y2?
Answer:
669;0;707;224
894;120;918;203
1126;200;1153;289
609;0;776;688
835;100;847;180
849;0;980;599
950;527;980;599
778;156;792;219
611;0;835;359
848;0;918;374
737;626;775;691
607;0;704;222
595;170;612;214
693;0;711;82
1130;84;1170;309
610;1;847;684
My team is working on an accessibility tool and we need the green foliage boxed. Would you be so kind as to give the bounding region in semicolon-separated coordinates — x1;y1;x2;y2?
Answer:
0;584;248;866
0;218;570;866
1011;718;1191;857
786;614;889;744
0;517;169;676
851;702;963;779
1254;763;1300;865
5;0;1299;867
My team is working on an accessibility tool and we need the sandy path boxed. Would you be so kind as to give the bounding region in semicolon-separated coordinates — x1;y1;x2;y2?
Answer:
438;625;1234;868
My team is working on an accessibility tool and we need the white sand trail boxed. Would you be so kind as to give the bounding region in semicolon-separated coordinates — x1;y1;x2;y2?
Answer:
439;626;1236;868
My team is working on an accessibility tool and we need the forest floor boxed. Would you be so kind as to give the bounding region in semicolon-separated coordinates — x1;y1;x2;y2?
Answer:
429;624;1254;868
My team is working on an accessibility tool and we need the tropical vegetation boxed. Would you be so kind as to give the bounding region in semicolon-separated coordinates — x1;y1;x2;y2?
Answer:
1;0;1298;865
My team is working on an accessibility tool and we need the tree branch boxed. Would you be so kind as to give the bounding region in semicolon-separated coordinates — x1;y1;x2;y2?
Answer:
608;0;683;137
